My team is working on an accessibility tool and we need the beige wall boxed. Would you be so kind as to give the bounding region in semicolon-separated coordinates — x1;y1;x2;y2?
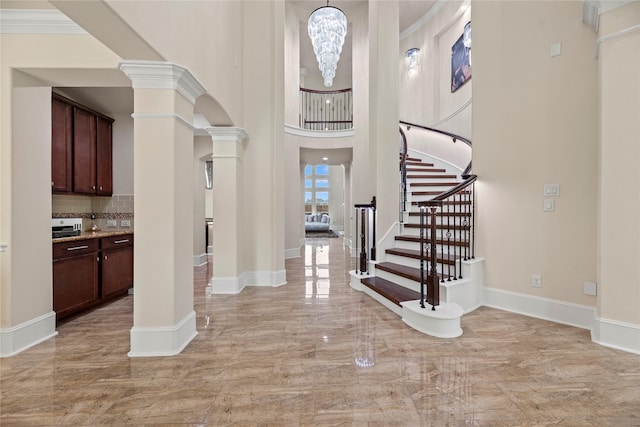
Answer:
106;0;243;125
241;1;285;277
473;1;599;306
597;1;640;326
0;32;122;329
112;114;134;195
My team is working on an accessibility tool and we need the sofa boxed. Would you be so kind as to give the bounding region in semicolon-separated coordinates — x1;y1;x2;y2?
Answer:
305;213;330;232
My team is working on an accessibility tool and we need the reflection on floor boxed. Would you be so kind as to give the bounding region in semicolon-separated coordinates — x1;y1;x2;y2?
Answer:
1;236;639;425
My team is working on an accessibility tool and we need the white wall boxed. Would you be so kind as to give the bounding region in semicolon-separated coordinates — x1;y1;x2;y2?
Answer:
473;1;598;307
400;0;471;138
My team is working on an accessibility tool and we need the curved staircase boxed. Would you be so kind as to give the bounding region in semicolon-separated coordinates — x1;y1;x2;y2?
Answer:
350;152;483;338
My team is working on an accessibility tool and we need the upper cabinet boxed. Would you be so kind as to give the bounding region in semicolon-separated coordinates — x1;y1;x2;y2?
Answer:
52;93;114;196
51;96;73;192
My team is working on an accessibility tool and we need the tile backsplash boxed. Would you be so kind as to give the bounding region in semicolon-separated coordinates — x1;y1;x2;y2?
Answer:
52;194;134;230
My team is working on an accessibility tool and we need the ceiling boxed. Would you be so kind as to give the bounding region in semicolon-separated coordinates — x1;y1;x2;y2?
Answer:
12;1;438;161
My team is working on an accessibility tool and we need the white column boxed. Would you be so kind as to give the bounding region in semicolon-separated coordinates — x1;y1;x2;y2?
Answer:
119;61;206;357
206;127;248;294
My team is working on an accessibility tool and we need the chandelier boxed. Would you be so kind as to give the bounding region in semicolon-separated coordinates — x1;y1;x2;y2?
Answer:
308;1;347;87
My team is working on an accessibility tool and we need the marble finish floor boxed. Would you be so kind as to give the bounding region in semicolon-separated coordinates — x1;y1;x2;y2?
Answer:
2;237;640;425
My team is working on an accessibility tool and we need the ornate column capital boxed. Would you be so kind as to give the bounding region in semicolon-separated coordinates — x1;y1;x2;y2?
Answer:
206;126;249;143
118;60;206;104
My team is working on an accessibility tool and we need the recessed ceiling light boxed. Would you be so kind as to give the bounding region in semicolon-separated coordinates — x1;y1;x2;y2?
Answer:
322;157;328;161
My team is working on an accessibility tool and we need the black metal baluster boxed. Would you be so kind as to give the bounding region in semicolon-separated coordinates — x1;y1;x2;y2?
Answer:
419;206;425;309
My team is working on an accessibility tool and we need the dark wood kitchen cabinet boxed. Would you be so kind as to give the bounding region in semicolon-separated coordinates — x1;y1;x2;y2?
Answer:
100;234;133;299
53;239;99;321
51;96;73;192
51;93;114;196
96;116;113;196
53;233;133;322
73;107;97;194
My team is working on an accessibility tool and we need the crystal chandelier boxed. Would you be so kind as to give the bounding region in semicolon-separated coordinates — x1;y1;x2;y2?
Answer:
308;1;347;87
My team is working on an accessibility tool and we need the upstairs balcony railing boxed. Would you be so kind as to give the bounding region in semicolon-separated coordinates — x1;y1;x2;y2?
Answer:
300;87;353;131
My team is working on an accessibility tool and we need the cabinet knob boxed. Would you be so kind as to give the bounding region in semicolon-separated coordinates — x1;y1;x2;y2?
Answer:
92;185;96;190
99;186;103;190
104;255;108;261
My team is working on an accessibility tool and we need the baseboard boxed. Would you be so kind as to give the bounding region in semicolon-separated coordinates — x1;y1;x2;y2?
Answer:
210;276;245;294
483;287;595;330
210;269;287;294
193;253;207;267
128;311;198;357
592;316;640;355
0;311;58;357
244;269;287;287
285;247;301;259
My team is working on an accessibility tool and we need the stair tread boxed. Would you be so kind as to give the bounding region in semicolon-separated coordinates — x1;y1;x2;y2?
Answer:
410;182;461;187
361;276;421;306
406;168;446;172
394;235;470;247
376;261;445;282
407;174;458;179
403;223;470;230
405;161;435;167
407;208;471;216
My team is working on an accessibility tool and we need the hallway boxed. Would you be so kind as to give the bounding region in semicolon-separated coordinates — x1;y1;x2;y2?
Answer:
1;237;639;425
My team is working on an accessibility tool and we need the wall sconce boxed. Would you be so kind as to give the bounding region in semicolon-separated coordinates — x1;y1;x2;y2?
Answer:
406;48;420;77
205;160;213;189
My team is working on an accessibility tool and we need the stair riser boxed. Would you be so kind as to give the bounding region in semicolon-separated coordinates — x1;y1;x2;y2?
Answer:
384;253;459;271
388;241;467;257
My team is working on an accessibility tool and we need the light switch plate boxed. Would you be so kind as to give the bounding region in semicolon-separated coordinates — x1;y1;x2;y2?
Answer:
106;219;117;227
544;184;560;196
550;42;562;57
121;220;131;227
544;199;555;212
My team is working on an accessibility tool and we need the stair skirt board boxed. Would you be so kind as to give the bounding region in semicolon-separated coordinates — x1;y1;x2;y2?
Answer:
401;301;463;338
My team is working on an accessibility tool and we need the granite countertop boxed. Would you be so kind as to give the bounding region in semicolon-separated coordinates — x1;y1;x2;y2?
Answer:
53;230;133;243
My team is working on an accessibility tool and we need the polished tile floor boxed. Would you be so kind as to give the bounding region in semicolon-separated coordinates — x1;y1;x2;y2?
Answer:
2;237;640;425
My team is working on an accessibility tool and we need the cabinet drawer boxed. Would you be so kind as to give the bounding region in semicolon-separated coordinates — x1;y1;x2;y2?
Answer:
101;234;133;250
53;239;99;259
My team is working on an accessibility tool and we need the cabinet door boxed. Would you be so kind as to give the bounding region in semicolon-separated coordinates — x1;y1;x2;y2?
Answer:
53;252;99;321
51;97;73;192
101;245;133;299
96;116;113;196
73;107;97;194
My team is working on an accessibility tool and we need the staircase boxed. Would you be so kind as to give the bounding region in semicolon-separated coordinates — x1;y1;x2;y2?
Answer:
350;154;483;338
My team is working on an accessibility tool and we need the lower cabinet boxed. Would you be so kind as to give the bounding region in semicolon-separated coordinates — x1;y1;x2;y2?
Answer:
53;233;133;322
53;240;99;320
101;235;134;299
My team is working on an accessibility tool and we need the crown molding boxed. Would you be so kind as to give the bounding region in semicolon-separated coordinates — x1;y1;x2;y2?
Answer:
0;9;87;35
207;126;248;142
118;61;206;105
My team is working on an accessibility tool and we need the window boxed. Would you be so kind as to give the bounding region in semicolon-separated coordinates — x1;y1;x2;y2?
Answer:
305;164;330;214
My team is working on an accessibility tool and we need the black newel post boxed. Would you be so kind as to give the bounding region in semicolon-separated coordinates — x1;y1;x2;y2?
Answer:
359;208;367;274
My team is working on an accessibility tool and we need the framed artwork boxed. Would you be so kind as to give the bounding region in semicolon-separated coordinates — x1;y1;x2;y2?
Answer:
451;22;472;93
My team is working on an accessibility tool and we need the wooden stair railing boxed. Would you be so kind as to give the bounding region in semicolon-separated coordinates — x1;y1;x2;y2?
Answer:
418;174;477;308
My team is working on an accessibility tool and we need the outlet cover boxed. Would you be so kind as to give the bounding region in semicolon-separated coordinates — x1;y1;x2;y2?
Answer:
531;274;542;288
106;219;117;227
121;220;131;227
584;281;597;296
544;199;555;212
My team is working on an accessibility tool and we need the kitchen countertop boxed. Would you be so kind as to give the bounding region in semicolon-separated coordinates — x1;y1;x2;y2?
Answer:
53;230;133;243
